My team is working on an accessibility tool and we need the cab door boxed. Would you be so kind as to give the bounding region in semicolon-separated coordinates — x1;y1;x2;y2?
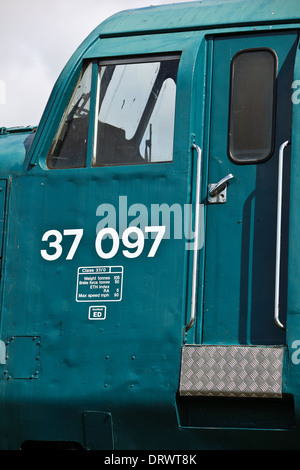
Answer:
180;31;298;399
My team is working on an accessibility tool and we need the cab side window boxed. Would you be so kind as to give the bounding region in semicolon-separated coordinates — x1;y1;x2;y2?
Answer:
47;55;180;169
47;62;92;169
93;56;179;165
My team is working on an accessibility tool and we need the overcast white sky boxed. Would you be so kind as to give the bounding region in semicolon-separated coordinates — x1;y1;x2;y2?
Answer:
0;0;193;128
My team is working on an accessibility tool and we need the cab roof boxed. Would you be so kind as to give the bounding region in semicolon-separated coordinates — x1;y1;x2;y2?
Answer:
98;0;300;37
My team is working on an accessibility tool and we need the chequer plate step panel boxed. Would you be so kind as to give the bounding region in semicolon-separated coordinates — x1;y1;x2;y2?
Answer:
179;345;284;398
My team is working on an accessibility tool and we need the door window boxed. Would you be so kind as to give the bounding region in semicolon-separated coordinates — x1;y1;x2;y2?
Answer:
228;48;277;164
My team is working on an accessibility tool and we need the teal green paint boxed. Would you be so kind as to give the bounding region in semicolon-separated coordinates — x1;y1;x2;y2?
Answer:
0;0;300;450
98;0;300;37
0;128;36;172
202;31;297;346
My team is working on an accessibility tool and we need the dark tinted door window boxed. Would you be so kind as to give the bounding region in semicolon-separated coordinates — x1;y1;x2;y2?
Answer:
228;48;277;164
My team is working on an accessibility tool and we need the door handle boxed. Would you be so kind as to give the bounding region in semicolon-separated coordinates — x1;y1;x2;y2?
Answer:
208;173;234;203
186;143;202;333
274;140;290;329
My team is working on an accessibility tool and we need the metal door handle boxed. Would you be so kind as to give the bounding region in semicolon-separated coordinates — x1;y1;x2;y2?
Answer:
274;140;290;329
186;143;202;332
209;173;234;198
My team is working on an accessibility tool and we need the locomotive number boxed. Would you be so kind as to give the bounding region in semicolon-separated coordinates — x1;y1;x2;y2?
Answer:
41;229;83;261
41;226;165;261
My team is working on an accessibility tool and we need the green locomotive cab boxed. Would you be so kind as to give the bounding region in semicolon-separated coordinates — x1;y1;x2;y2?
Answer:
1;0;300;450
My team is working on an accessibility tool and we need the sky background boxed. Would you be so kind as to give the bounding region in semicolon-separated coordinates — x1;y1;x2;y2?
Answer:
0;0;194;128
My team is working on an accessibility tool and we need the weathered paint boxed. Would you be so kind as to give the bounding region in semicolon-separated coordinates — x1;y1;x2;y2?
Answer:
1;0;300;450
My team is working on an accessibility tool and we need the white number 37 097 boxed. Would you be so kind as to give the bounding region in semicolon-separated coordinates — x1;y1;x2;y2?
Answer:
41;226;165;261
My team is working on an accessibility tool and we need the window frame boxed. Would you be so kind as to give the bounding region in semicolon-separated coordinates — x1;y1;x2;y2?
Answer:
46;54;181;170
46;61;93;170
228;47;278;165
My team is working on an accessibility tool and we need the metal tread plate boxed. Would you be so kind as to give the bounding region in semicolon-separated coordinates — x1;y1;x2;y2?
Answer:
179;345;284;398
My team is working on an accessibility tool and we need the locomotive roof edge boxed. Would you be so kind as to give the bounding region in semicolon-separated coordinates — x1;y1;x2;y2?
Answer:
98;0;300;37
